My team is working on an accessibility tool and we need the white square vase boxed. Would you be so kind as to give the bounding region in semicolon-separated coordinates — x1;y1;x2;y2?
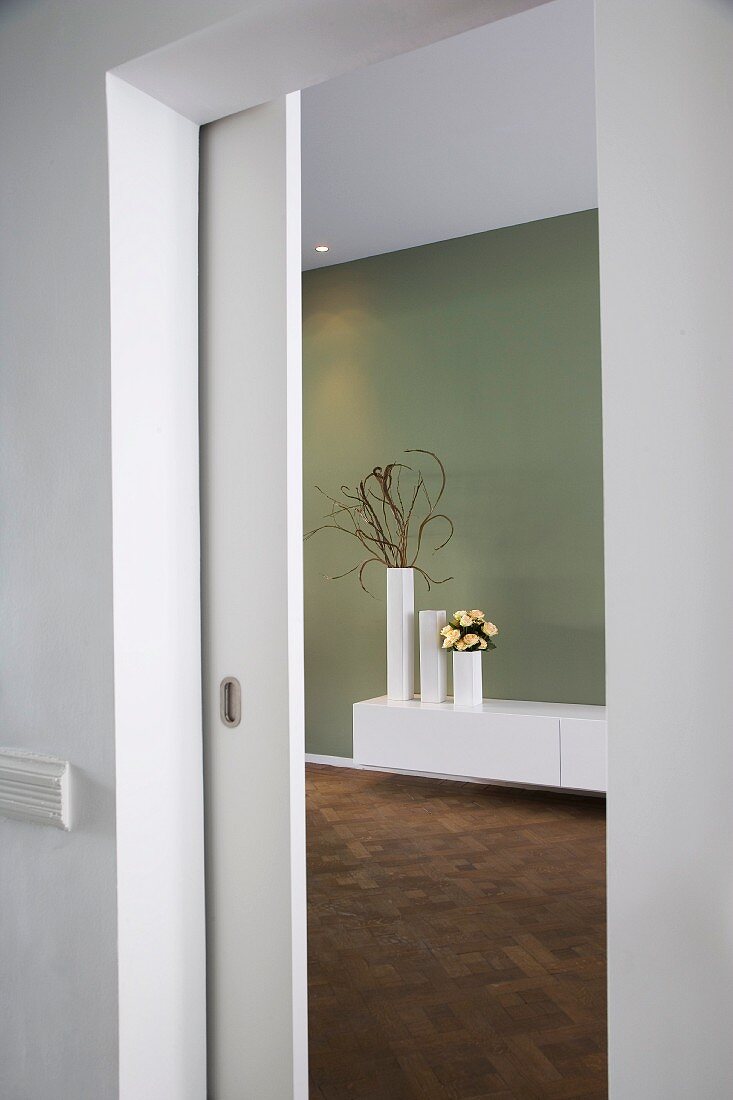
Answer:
452;651;483;707
386;568;414;700
419;610;447;703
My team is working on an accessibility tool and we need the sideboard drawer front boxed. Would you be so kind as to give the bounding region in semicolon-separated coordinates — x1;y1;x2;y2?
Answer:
353;703;560;787
560;718;607;792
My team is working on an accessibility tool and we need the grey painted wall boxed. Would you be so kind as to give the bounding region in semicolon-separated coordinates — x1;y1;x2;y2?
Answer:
596;0;733;1096
0;3;252;1097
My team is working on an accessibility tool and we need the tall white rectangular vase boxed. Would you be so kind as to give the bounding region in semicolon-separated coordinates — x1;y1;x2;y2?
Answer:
387;567;414;700
419;610;447;703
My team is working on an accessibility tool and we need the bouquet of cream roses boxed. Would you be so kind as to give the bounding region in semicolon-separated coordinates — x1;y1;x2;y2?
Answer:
440;610;499;652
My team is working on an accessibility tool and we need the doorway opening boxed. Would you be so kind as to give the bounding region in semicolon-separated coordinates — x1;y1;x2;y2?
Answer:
299;2;607;1095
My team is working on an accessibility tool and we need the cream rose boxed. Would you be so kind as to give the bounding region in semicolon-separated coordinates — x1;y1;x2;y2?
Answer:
463;633;480;648
459;614;473;627
439;624;454;638
453;610;467;622
482;621;499;637
441;628;461;648
455;639;467;651
470;610;485;620
479;639;488;650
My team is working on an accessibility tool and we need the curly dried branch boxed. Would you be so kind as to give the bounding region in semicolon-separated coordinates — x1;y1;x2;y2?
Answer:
306;449;455;592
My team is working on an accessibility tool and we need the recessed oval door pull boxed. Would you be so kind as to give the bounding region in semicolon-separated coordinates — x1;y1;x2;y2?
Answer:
220;677;242;727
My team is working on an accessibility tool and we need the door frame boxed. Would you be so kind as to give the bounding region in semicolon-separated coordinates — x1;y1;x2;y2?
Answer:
108;0;733;1096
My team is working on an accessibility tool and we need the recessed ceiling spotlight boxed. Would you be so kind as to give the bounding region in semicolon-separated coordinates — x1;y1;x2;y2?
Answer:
314;244;329;253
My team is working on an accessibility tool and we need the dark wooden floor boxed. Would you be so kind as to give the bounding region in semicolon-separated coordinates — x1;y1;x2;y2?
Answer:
307;764;607;1100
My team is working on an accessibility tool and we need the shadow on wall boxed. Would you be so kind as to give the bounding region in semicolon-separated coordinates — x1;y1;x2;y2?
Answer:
303;210;604;757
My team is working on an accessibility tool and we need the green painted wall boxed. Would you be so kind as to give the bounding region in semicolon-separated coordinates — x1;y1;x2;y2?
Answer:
303;210;604;757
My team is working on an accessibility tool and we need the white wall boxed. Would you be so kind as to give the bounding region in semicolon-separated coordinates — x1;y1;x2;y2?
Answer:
596;1;733;1096
107;75;205;1100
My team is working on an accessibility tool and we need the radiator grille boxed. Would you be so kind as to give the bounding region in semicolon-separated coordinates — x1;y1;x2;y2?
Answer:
0;750;70;829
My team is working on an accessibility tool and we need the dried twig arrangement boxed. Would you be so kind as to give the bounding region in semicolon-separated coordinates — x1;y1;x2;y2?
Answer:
305;449;454;595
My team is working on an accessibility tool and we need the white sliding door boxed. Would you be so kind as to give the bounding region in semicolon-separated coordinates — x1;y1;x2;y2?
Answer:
199;94;307;1100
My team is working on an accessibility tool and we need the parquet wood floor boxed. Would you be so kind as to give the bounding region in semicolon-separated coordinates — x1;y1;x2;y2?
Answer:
306;764;607;1100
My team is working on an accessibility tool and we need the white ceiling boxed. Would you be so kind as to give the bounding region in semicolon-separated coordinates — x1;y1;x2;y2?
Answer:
301;0;596;270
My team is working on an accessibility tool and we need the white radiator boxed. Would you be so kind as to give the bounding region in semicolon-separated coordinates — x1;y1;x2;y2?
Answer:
0;749;71;829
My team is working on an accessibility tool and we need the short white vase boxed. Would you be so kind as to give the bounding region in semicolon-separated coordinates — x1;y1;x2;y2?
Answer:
452;651;483;707
387;567;414;700
419;610;447;703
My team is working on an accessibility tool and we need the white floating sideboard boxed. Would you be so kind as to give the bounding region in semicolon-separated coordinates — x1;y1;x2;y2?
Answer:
353;696;607;794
